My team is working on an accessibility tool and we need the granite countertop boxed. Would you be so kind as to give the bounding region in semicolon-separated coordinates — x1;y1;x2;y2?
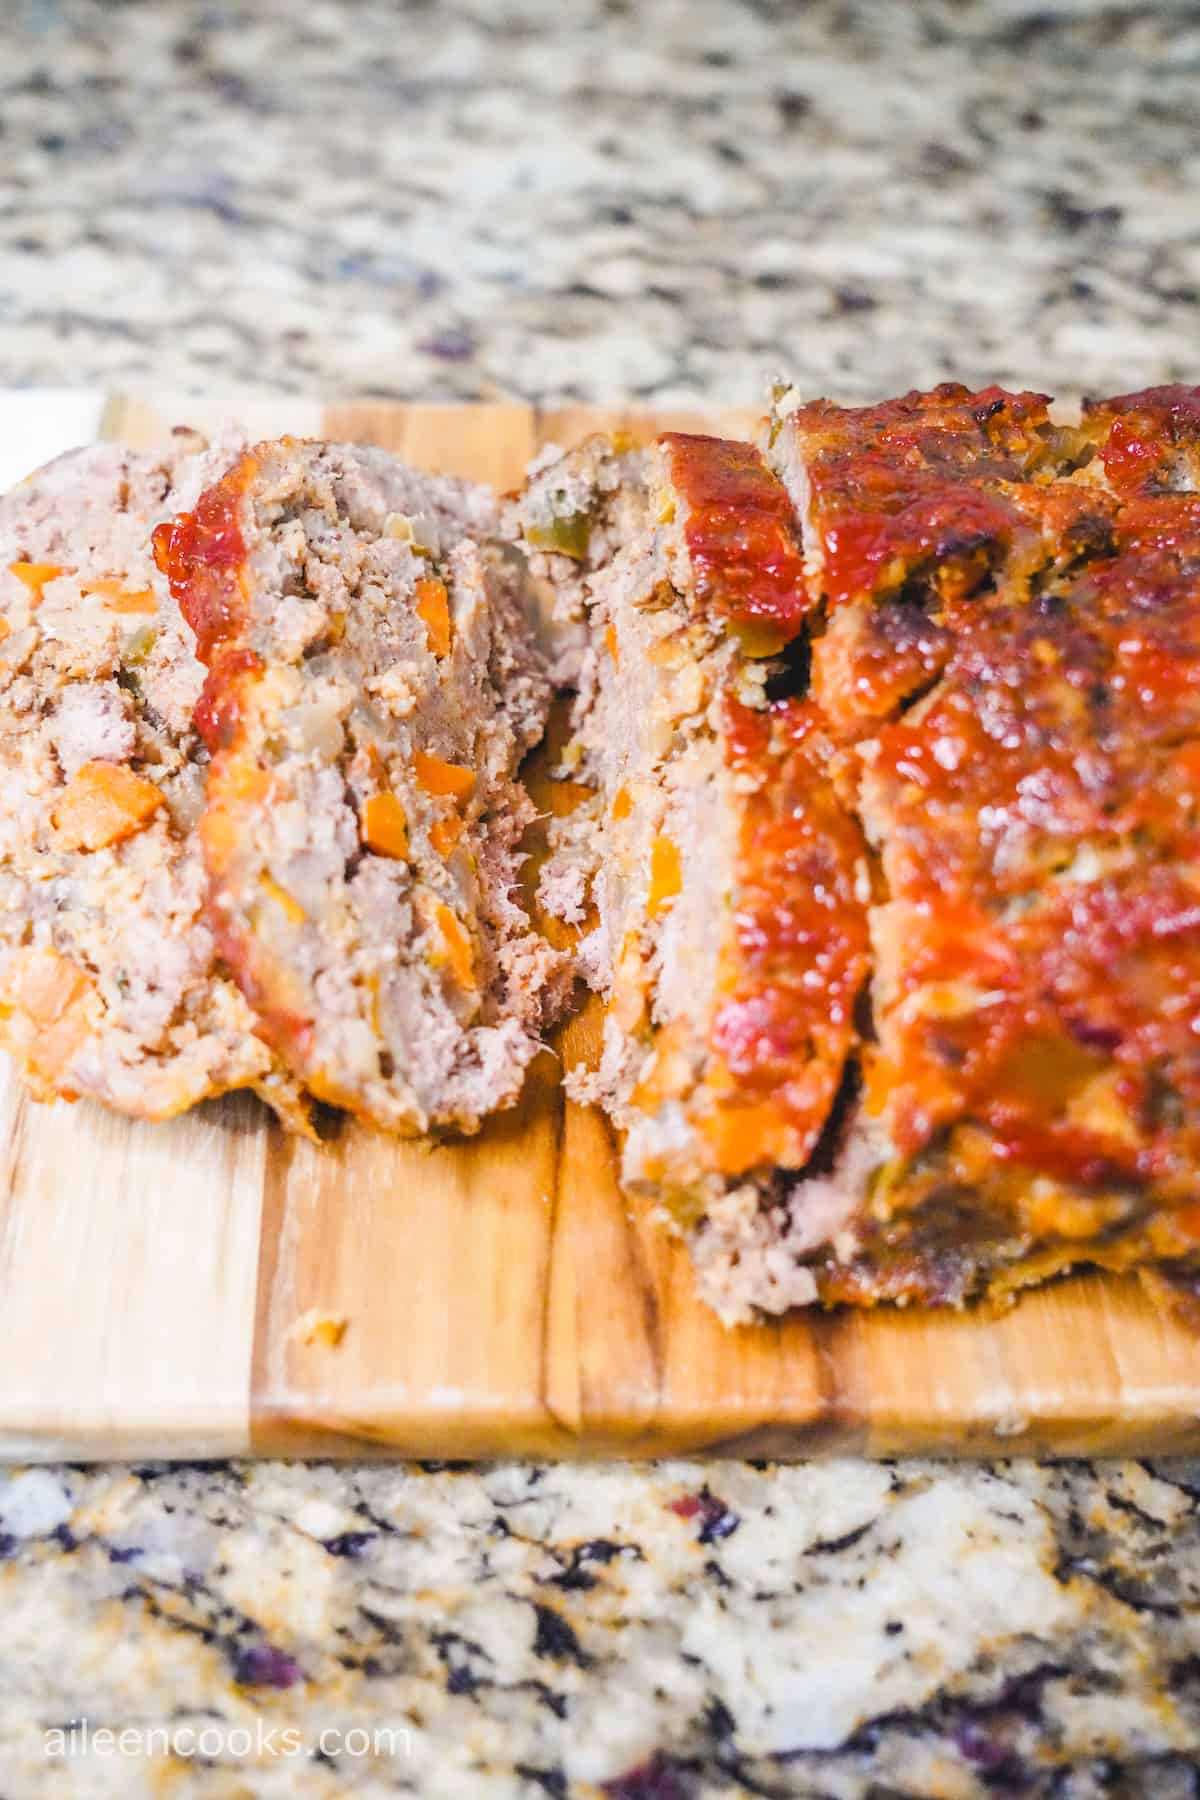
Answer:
3;1;1200;1794
4;0;1198;408
0;1457;1199;1796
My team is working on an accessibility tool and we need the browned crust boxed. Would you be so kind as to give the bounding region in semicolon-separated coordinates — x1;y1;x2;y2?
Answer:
745;384;1200;1311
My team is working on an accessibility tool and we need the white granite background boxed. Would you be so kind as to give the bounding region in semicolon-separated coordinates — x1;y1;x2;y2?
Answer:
3;1;1200;1795
2;0;1199;406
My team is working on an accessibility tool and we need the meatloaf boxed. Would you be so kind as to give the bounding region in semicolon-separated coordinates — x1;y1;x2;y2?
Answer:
0;437;308;1126
517;386;1200;1321
155;440;567;1135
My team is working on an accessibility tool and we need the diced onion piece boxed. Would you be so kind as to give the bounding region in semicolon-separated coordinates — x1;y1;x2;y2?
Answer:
611;931;647;1031
281;700;344;758
362;791;409;860
52;761;165;852
121;625;157;665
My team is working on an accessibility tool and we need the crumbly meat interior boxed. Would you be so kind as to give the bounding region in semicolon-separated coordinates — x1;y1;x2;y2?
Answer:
0;437;308;1126
516;432;867;1314
520;387;1200;1322
157;440;567;1135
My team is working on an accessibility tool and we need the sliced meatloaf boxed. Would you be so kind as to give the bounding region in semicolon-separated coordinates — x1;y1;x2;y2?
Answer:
0;437;308;1126
760;382;1200;1309
154;440;567;1135
519;387;1200;1321
513;431;871;1314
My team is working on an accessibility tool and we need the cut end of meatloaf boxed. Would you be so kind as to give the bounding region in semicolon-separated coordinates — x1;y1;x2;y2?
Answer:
524;388;1200;1323
156;439;568;1136
0;436;310;1129
514;431;870;1298
503;434;650;686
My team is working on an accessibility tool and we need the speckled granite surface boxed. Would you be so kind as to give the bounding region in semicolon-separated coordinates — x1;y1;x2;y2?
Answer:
3;1458;1200;1796
4;0;1200;1794
3;0;1199;406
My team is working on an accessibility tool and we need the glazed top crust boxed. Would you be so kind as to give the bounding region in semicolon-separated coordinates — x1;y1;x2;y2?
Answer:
779;384;1200;1219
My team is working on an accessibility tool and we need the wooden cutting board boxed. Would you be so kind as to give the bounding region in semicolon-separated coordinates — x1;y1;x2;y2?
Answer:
1;392;1197;1462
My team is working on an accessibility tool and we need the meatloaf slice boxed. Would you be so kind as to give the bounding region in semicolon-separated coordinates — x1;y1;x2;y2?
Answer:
513;431;871;1313
0;437;308;1126
155;440;567;1135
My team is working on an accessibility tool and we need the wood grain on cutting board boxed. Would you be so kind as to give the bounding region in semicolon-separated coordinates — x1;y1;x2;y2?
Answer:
0;393;1195;1461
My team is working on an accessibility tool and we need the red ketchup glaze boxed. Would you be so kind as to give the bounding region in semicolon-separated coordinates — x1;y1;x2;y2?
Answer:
865;498;1200;1192
193;649;263;754
706;696;871;1174
152;454;256;661
787;383;1054;609
1087;384;1200;497
819;485;1023;611
661;433;811;641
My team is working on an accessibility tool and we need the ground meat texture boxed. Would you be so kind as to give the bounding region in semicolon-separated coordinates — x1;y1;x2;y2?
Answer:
0;438;308;1126
155;440;567;1135
1081;383;1200;496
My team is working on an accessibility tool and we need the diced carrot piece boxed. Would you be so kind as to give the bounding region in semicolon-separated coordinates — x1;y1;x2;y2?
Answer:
362;791;409;860
260;873;306;924
430;812;464;856
229;763;273;805
1171;1202;1200;1244
860;1046;896;1119
434;903;476;989
611;784;633;821
705;1100;791;1177
647;834;682;918
414;749;475;801
52;762;164;853
8;561;64;602
414;577;452;658
605;622;620;667
82;576;158;613
3;948;96;1086
288;1306;348;1348
629;1018;693;1108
